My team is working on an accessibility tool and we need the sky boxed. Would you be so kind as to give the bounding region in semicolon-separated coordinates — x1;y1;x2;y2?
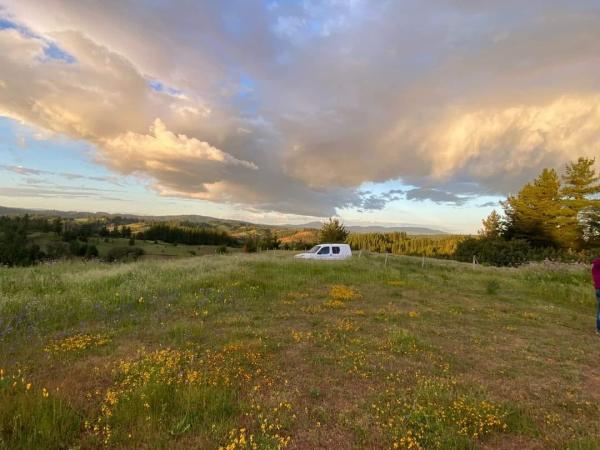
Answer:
0;1;599;233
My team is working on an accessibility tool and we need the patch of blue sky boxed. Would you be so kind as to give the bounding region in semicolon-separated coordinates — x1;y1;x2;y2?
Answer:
338;179;503;233
43;42;76;63
148;79;184;98
337;198;482;233
0;17;23;31
357;179;411;196
0;117;134;191
228;72;260;116
0;16;76;63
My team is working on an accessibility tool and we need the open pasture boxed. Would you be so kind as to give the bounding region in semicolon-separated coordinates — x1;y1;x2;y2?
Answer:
0;253;598;449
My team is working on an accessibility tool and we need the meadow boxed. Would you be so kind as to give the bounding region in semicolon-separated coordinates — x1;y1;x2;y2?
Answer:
0;252;598;449
29;232;241;260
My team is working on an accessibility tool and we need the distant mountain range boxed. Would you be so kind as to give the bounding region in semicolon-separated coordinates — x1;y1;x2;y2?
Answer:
0;205;254;225
286;221;446;235
0;205;446;235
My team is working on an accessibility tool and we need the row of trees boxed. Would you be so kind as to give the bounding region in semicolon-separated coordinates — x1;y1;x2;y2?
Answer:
137;224;237;246
0;216;104;266
314;218;463;257
346;232;463;257
457;157;600;265
481;157;600;249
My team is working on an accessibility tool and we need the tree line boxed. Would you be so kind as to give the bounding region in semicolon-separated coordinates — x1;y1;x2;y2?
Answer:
0;215;103;266
346;232;464;257
136;223;237;246
456;157;600;265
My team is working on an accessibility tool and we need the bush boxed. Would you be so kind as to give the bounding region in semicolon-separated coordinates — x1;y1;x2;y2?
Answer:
85;244;99;259
45;241;70;259
454;238;532;267
243;239;257;253
454;237;593;267
216;246;228;254
106;246;145;263
68;240;86;257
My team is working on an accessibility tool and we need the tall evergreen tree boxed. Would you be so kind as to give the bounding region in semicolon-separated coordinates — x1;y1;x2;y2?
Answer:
502;168;562;247
479;210;503;238
557;157;600;249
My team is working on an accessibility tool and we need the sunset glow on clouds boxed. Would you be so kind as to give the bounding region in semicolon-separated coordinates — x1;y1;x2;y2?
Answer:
1;1;599;231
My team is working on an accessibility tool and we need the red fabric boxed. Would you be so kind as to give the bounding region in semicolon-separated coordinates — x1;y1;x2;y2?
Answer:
593;258;600;289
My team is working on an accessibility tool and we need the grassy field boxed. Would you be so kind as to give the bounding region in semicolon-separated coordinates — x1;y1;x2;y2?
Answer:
29;233;241;260
0;253;598;449
92;238;242;259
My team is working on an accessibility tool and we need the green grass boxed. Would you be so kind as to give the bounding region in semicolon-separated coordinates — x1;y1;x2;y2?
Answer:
0;252;598;449
30;232;241;260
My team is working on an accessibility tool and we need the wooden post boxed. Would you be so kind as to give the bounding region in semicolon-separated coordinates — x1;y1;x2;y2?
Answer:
385;253;388;266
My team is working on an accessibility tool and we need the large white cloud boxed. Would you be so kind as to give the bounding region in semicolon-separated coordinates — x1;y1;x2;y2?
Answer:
1;0;599;213
0;25;353;215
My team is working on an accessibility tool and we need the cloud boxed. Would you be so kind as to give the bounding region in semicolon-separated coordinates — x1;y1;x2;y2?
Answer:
0;185;124;201
99;119;257;198
478;201;499;208
1;1;600;216
405;188;472;206
0;25;352;216
0;164;122;184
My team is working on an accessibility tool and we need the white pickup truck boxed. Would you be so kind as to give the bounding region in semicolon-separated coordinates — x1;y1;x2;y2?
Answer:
294;243;352;260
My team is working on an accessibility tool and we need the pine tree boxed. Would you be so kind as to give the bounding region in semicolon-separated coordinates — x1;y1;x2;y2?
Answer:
502;168;562;247
557;157;600;249
319;218;349;243
579;206;600;246
479;210;503;238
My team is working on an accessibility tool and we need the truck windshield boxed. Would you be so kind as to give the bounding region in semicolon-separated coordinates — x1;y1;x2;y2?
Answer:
306;245;320;253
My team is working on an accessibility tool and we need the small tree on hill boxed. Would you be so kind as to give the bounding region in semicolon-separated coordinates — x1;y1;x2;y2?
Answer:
479;210;503;238
319;218;349;243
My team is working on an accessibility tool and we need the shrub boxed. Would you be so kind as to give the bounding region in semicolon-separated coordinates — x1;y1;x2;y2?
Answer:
319;217;348;243
243;239;257;253
454;237;595;267
106;246;145;262
84;244;99;259
454;238;532;267
45;241;70;259
68;240;84;257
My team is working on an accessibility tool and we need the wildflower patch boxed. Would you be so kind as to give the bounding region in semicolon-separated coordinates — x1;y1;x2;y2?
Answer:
90;344;264;446
291;330;313;343
328;284;361;301
323;299;346;309
323;284;361;309
45;333;110;356
0;368;80;449
372;374;509;449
